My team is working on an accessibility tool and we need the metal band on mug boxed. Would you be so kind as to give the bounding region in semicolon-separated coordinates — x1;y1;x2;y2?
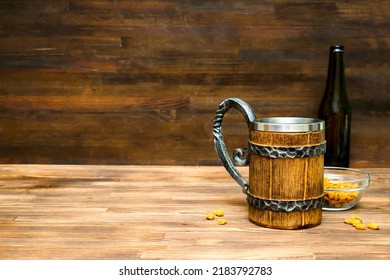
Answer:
248;141;326;159
246;193;324;212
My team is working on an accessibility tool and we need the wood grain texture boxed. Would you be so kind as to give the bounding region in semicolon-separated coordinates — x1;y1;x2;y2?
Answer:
248;130;324;229
0;1;389;166
0;165;389;260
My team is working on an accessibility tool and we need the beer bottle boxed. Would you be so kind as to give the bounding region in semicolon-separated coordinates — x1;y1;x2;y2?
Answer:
318;45;352;167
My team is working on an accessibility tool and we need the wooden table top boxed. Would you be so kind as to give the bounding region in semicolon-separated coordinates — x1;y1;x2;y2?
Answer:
0;165;389;260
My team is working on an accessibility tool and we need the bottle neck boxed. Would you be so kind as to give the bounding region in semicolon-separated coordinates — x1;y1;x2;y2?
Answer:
325;49;347;100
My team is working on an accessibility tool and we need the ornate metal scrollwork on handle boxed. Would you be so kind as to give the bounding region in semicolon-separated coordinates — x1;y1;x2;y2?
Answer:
213;98;256;194
233;147;250;166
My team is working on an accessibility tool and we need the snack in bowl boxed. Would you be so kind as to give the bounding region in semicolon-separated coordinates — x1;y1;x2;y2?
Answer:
323;167;370;211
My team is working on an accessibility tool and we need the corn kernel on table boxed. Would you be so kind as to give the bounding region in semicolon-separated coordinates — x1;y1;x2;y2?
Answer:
0;165;389;260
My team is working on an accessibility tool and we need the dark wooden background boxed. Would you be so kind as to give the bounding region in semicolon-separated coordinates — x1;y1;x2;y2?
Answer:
0;0;389;167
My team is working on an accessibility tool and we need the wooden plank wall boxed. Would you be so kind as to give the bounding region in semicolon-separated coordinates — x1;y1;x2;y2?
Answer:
0;0;389;167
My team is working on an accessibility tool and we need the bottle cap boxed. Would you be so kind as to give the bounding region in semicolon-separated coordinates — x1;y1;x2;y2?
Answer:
331;45;344;53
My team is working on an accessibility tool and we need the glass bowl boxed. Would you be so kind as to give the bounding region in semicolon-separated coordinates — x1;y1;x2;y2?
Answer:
323;167;370;211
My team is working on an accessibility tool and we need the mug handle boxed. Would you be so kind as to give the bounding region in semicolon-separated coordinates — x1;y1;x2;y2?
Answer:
213;98;256;194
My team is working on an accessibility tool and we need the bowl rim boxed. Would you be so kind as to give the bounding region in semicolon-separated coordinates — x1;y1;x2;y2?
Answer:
324;166;370;191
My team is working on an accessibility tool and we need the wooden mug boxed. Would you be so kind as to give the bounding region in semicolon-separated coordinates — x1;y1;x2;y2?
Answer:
213;98;326;229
